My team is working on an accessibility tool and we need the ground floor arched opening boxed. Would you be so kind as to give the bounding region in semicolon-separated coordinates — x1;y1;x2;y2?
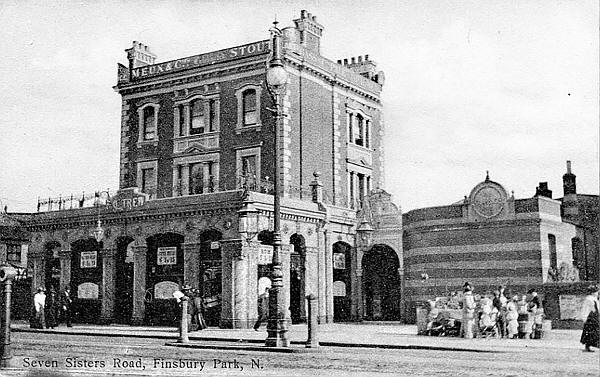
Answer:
199;229;223;327
362;244;401;320
114;236;134;324
333;241;352;322
70;238;103;323
144;232;184;325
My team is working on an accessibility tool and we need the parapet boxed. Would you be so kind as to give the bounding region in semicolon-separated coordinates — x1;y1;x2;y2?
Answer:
337;55;384;84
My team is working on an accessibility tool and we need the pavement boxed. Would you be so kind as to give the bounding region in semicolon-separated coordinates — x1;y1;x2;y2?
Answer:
11;320;586;354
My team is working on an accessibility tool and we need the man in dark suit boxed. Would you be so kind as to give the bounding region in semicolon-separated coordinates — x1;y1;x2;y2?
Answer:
60;286;73;327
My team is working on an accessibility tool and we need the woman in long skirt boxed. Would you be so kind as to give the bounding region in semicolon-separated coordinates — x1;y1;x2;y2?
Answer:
580;285;599;352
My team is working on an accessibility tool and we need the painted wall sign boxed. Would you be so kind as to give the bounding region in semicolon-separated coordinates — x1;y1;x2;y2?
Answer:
80;251;97;268
157;246;177;265
154;281;179;300
559;294;586;320
131;40;270;80
257;246;273;265
77;282;99;299
210;241;221;250
333;253;346;269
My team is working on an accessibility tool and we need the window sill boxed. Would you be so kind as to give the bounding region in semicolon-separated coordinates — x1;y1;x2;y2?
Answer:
174;132;220;140
235;124;262;134
347;142;372;152
137;140;159;148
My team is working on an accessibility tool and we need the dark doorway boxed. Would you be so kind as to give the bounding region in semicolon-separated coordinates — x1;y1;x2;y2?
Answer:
114;237;134;324
145;233;184;326
289;233;306;324
70;238;103;323
333;241;352;322
362;244;401;320
199;229;223;327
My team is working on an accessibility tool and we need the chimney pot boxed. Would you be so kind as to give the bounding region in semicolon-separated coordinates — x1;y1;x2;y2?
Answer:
351;57;356;64
358;56;363;63
337;59;342;64
343;58;348;65
313;16;317;22
307;12;312;19
365;54;369;61
301;10;307;18
567;160;572;174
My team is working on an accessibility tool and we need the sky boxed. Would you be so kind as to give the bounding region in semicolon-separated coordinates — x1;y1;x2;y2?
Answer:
0;0;598;213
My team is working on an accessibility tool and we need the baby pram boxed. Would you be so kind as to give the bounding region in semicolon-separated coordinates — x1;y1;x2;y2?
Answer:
478;308;499;338
427;312;461;337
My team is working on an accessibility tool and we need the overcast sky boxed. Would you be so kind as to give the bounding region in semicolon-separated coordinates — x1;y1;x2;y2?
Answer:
0;0;597;212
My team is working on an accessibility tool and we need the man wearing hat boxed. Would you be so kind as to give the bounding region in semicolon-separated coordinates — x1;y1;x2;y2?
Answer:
32;287;46;329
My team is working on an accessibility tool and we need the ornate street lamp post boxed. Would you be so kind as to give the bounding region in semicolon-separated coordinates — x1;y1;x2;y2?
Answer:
265;20;289;347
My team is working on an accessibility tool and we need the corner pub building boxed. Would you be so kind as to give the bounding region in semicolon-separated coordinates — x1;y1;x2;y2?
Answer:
20;11;403;328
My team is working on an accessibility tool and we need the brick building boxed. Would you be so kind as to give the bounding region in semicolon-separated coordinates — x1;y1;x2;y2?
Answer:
402;166;599;322
19;11;403;327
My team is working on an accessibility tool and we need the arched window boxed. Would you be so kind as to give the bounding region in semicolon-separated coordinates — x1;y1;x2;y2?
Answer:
242;89;257;126
190;99;205;134
355;114;364;146
143;106;156;140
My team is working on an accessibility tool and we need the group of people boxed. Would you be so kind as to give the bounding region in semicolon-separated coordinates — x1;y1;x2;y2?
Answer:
31;286;72;329
462;283;544;339
174;285;207;331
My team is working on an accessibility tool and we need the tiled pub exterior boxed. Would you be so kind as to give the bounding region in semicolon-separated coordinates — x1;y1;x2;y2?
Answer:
21;11;404;328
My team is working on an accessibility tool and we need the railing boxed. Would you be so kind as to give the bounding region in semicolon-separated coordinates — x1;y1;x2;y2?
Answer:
36;190;116;212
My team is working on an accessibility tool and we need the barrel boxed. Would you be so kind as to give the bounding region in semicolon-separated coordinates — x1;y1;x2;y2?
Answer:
534;320;552;339
518;321;530;338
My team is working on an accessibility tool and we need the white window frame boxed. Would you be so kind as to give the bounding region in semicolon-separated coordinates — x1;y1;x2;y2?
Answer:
173;153;220;195
345;107;371;149
173;94;220;138
235;83;263;133
137;103;160;144
136;160;158;199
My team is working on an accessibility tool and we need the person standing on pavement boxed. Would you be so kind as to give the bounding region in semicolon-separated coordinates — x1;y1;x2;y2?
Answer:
254;287;270;331
526;288;543;338
191;288;207;330
506;294;519;339
460;282;476;339
32;287;46;329
492;290;506;338
45;286;59;329
580;284;599;352
60;286;73;327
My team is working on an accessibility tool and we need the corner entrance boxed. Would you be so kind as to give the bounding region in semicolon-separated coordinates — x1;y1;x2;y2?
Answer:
362;244;401;320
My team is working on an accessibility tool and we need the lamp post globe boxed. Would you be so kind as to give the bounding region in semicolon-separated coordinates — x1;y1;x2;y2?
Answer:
266;65;288;95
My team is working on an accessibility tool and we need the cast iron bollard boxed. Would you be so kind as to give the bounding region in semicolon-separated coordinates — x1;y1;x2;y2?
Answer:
305;294;319;348
0;265;17;368
178;296;189;343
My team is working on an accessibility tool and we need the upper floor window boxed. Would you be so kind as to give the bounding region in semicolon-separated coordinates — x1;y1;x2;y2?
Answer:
137;103;160;143
137;160;158;199
190;99;205;135
235;84;263;132
190;161;217;194
242;89;257;126
346;110;371;149
236;147;261;189
174;95;220;138
208;99;217;132
143;106;156;140
178;105;185;137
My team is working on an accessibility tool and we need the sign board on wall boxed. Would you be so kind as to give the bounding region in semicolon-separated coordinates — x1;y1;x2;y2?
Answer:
210;241;221;250
333;281;347;297
258;246;273;265
154;281;180;300
157;247;177;265
559;294;586;320
333;253;346;269
78;282;99;299
80;251;97;268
